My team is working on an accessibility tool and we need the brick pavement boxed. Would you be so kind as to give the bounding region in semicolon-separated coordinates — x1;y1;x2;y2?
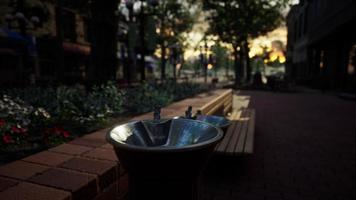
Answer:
202;91;356;200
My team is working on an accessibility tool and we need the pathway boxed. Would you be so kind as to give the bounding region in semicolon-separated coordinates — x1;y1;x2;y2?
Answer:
202;90;356;200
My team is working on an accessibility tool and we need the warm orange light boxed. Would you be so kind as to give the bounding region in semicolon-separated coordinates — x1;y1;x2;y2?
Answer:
269;51;286;63
176;63;182;70
207;63;213;70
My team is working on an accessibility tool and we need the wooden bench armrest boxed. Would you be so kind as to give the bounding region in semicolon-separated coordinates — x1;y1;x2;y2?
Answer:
199;89;233;115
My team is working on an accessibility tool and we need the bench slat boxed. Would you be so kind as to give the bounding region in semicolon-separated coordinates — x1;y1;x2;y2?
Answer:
214;110;236;151
222;95;232;107
226;120;243;154
214;107;255;156
234;109;250;154
215;122;235;152
223;102;232;115
215;110;239;152
244;109;255;154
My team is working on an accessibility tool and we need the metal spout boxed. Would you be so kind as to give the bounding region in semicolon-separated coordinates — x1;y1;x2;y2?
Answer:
185;106;193;119
153;106;161;121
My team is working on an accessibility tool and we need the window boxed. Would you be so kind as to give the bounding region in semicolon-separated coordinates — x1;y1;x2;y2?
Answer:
83;18;92;43
319;50;324;69
60;9;76;42
348;45;356;75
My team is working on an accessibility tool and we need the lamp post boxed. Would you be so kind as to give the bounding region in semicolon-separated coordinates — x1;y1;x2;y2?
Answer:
199;46;203;82
204;41;209;83
170;44;179;80
200;40;210;84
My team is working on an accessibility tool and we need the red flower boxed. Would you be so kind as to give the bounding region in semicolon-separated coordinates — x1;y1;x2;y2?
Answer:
62;131;70;138
0;119;5;127
11;126;19;133
2;134;14;144
53;127;64;135
11;126;27;134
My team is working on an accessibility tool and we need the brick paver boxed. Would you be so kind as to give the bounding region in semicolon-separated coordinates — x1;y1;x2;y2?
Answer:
60;157;117;190
0;161;49;180
0;177;18;192
69;137;107;148
22;151;72;167
83;147;119;162
49;144;93;156
202;91;356;200
0;182;71;200
29;168;97;200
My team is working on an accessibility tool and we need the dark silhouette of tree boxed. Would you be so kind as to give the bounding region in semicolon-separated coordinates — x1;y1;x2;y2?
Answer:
88;0;119;83
155;0;195;80
203;0;288;85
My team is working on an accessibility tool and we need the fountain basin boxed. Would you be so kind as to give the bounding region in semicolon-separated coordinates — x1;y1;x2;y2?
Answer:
106;118;223;200
196;115;231;133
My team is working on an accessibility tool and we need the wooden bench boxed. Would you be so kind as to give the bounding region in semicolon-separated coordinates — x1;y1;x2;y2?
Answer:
214;107;256;155
199;89;233;116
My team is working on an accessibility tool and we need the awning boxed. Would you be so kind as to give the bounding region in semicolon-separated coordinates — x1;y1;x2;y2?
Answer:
0;27;27;43
62;42;91;55
0;48;18;55
0;28;39;57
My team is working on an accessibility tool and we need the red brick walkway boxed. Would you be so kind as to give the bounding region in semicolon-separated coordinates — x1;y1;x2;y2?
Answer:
202;91;356;200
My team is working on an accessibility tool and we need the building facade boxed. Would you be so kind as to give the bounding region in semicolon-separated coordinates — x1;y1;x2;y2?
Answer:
286;0;356;91
0;0;92;86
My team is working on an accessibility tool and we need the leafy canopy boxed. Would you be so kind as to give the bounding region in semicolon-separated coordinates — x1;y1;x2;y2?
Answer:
203;0;289;46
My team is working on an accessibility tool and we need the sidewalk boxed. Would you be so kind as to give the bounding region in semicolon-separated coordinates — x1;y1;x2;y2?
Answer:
202;91;356;200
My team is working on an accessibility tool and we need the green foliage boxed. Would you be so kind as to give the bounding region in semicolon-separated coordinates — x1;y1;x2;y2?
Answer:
0;95;70;150
122;83;173;114
1;82;123;133
155;0;195;46
203;0;289;83
122;81;206;114
154;0;197;79
161;80;207;101
0;81;206;152
203;0;289;44
211;44;230;71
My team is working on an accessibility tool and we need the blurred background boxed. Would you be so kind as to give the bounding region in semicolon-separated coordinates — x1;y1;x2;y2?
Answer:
0;0;355;92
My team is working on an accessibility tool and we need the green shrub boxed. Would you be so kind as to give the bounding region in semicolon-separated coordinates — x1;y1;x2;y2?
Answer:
0;95;71;150
122;83;173;114
0;80;206;152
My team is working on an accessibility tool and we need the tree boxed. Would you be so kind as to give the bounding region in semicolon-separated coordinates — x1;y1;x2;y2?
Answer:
155;0;195;80
88;0;119;83
203;0;288;85
211;44;230;76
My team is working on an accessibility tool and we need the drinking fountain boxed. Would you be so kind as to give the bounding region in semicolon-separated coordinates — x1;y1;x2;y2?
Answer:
106;107;223;200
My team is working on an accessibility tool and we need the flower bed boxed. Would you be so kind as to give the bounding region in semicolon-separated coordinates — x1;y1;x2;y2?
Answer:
0;81;207;163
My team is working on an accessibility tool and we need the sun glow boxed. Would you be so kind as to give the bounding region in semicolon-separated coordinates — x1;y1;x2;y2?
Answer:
249;27;287;59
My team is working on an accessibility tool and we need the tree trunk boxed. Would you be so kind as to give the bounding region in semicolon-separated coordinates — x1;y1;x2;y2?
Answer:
243;38;251;83
139;12;146;82
239;47;245;83
89;0;119;84
160;45;166;81
172;61;176;80
233;45;241;86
